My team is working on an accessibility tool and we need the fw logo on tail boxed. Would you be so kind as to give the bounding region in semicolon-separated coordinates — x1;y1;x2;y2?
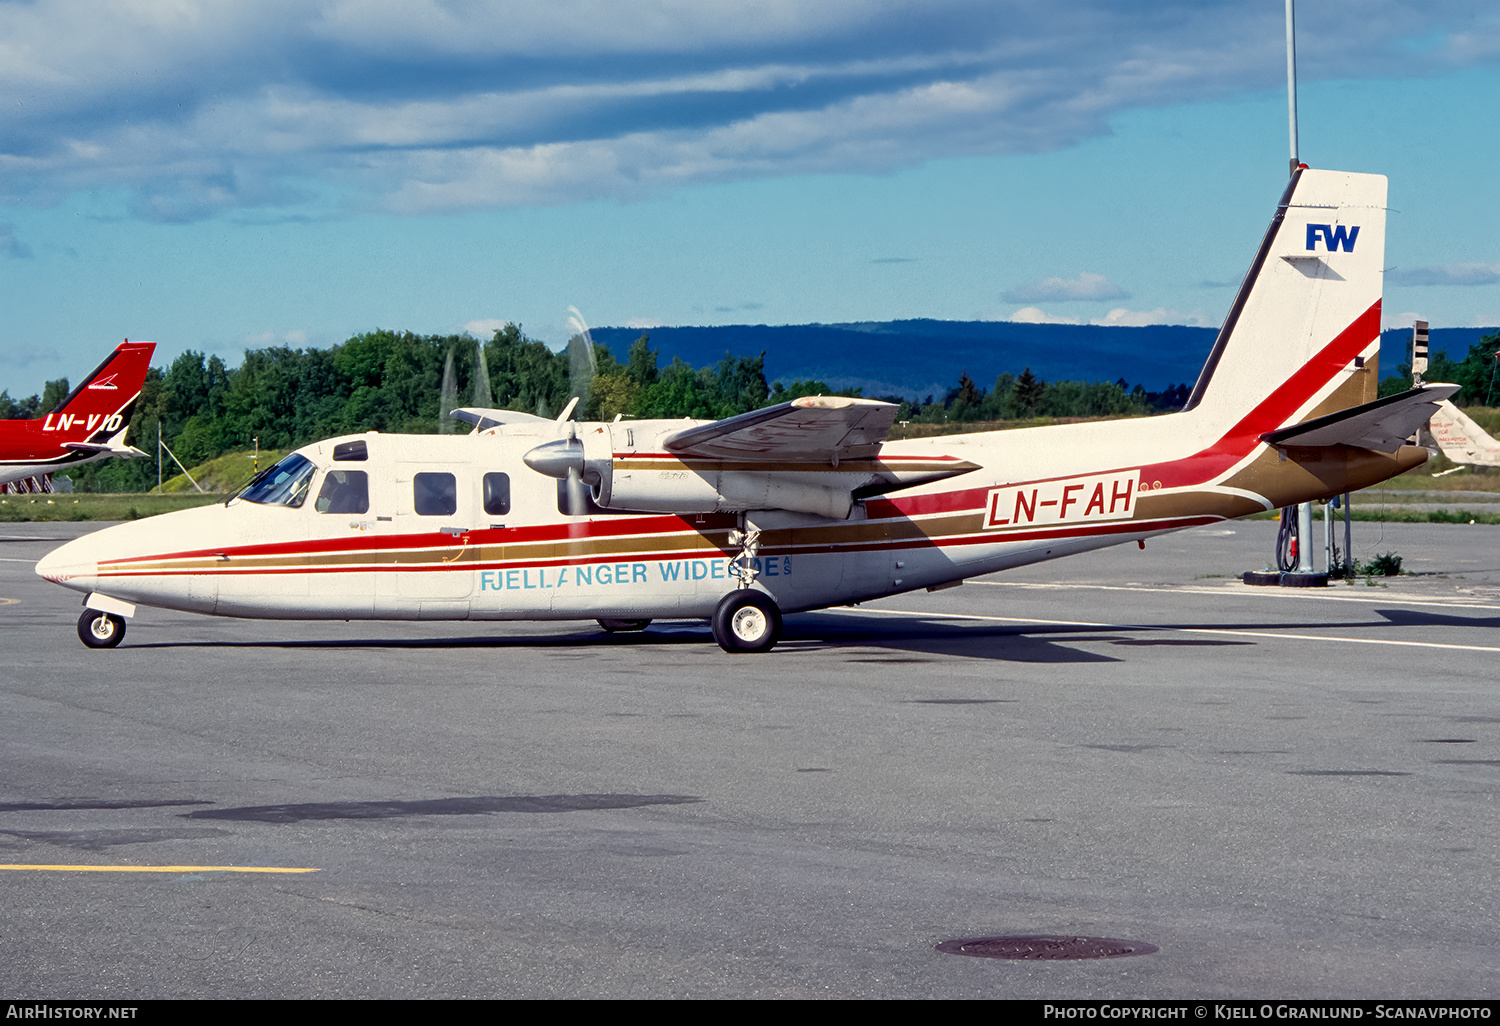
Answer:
1306;224;1359;252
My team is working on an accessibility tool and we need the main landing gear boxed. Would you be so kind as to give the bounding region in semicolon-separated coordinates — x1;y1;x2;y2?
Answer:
711;590;782;654
78;609;126;649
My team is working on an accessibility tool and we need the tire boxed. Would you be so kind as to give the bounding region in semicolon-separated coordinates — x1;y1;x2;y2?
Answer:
598;618;651;633
710;591;782;654
78;610;126;649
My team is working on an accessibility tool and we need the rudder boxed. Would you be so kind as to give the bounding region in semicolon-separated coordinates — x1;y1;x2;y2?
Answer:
1185;169;1387;437
43;340;155;442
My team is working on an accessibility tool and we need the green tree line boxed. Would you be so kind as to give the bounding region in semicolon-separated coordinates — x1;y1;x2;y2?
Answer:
22;321;1316;494
1380;331;1500;403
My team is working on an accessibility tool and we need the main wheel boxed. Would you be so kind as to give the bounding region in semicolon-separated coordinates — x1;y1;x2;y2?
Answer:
78;610;126;649
598;618;651;633
711;590;782;653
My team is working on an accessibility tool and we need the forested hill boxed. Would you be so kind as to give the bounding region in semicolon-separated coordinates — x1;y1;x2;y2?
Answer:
590;320;1218;400
590;320;1499;401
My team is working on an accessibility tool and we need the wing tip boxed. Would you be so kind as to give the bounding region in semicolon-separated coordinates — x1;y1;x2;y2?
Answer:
790;395;895;410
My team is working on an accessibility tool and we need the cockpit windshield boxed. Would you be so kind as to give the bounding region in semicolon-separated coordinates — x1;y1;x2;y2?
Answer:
234;453;317;508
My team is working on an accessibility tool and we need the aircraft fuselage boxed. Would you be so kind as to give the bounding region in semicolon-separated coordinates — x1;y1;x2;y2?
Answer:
36;410;1427;626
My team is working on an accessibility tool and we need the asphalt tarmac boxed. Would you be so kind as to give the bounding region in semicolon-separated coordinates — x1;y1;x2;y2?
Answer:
1;520;1497;999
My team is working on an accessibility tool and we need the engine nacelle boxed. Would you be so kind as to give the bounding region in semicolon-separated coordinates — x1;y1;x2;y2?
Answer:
601;466;865;520
525;421;869;519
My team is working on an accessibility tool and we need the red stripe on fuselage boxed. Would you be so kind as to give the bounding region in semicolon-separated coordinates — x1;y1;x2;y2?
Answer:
1139;299;1382;489
95;513;1219;581
99;511;738;568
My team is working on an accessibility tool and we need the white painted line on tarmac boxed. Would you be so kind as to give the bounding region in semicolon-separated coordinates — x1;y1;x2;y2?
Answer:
0;864;320;874
837;607;1500;655
968;579;1500;612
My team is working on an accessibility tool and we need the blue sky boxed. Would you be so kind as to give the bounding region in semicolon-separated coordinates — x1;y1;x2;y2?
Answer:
2;0;1498;397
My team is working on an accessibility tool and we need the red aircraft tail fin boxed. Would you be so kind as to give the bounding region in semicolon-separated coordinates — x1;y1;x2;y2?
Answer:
41;340;155;443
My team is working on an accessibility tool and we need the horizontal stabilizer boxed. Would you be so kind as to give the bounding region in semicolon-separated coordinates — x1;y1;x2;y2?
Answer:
63;442;147;458
451;407;553;430
664;396;897;462
1260;383;1459;452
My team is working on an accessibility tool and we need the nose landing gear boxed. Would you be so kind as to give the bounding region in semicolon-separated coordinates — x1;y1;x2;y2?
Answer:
78;610;126;649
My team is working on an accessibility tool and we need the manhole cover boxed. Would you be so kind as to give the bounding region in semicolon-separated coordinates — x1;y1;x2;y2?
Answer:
935;935;1157;960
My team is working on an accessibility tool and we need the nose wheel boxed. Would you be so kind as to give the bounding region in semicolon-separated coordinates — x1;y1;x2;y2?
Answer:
78;610;127;649
711;591;782;653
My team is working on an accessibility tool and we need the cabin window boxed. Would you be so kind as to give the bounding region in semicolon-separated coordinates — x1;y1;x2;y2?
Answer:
332;440;368;462
315;470;369;514
236;453;316;508
482;473;510;516
414;472;457;516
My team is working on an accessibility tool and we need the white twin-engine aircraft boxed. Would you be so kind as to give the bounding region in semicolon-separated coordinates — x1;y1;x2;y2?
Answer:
38;168;1456;652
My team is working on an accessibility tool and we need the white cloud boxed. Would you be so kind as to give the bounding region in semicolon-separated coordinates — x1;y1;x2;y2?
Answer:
240;329;313;347
1002;271;1128;303
1387;262;1500;287
464;318;512;337
1009;305;1209;327
1092;307;1210;327
0;2;1494;219
1384;310;1427;331
1007;306;1079;324
0;345;60;368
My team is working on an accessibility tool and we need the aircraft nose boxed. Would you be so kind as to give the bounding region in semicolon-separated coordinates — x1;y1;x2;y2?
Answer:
35;538;99;592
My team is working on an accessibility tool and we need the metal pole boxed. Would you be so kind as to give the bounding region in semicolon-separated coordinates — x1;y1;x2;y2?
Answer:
1350;492;1362;576
1286;0;1319;573
1325;499;1335;575
1297;500;1315;573
158;438;205;493
1286;0;1299;176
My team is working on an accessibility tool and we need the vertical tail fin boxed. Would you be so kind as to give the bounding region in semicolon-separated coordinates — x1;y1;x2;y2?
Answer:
1426;399;1500;467
1185;168;1387;436
42;340;155;444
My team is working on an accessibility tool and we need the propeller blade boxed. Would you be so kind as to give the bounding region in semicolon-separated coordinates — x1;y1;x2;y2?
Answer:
566;464;588;516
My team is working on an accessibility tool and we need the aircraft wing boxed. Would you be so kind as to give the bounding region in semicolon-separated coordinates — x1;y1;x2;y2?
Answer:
1260;384;1460;452
451;407;554;430
663;396;898;462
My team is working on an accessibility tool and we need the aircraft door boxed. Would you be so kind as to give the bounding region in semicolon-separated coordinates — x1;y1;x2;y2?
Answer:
469;471;516;621
380;463;477;618
835;502;896;600
306;465;376;617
